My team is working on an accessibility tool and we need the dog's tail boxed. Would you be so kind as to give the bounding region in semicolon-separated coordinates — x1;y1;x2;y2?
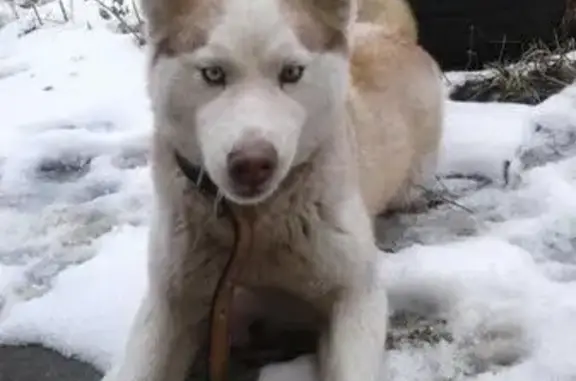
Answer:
357;0;418;43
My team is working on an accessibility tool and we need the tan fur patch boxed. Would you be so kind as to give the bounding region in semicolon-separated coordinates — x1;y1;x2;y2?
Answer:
146;0;223;64
279;0;349;52
350;32;403;90
357;0;418;42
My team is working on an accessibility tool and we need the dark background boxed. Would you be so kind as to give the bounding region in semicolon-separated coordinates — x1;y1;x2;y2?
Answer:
409;0;571;70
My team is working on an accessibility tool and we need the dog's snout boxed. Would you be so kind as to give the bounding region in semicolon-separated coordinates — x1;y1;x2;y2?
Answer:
227;140;278;191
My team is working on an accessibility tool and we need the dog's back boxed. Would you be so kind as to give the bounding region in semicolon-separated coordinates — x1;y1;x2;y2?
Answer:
349;0;444;215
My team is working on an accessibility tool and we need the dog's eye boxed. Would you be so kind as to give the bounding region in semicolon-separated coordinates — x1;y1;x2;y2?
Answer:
200;66;226;86
279;65;305;85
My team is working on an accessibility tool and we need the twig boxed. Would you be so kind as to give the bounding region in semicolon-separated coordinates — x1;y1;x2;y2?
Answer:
442;173;493;187
38;16;68;24
8;1;20;20
433;175;457;198
131;0;142;26
58;0;68;22
68;0;74;21
418;185;476;214
31;4;43;26
497;34;508;63
465;24;477;70
90;0;145;46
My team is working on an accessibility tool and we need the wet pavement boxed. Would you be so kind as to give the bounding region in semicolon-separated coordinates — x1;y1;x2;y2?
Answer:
0;345;102;381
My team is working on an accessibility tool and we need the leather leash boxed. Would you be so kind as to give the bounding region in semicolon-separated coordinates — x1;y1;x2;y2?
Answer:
174;151;254;381
208;207;255;381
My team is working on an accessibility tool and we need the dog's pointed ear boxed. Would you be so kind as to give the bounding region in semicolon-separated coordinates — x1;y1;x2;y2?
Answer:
139;0;160;23
139;0;195;37
139;0;166;36
311;0;356;30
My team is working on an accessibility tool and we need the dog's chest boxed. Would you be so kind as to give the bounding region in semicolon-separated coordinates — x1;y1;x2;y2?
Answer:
244;207;314;274
236;199;333;299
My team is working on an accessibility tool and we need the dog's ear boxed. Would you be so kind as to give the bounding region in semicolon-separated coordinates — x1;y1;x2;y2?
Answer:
311;0;356;30
139;0;169;37
139;0;154;18
139;0;176;32
139;0;163;26
139;0;200;38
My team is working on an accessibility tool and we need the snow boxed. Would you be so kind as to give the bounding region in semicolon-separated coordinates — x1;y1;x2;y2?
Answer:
1;2;576;381
0;226;148;370
438;100;532;184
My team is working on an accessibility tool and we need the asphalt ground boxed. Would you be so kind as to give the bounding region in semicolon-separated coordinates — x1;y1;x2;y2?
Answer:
0;344;102;381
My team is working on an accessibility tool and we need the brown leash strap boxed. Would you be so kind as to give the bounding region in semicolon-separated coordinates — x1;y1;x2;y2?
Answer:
172;151;255;381
208;208;255;381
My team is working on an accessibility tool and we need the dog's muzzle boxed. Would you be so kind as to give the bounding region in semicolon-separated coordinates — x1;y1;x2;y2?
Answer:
226;139;278;198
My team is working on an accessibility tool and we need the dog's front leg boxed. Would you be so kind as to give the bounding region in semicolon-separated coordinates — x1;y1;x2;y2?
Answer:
315;202;389;381
103;217;225;381
103;290;203;381
320;271;389;381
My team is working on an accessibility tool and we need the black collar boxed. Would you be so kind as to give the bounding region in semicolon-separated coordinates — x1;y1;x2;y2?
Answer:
174;151;227;216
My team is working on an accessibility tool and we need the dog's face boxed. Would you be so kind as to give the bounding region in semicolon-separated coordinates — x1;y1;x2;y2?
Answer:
145;0;353;204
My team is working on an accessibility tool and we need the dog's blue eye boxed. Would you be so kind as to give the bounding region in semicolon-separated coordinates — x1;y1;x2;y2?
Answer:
279;65;305;85
200;66;226;86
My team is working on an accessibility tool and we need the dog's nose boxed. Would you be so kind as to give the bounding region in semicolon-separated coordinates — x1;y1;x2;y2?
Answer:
227;140;278;190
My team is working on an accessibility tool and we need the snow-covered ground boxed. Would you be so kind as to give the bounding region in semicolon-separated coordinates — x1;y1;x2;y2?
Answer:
1;2;576;381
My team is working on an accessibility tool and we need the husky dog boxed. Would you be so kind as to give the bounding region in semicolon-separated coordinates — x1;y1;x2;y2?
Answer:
103;0;443;380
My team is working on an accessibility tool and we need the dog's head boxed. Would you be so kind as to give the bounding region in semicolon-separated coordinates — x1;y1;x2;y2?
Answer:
145;0;354;204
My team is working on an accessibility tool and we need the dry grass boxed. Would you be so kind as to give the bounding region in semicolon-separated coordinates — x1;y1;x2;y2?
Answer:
450;38;576;105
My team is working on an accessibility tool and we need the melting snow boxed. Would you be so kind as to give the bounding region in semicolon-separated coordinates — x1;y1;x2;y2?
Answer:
1;2;576;381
